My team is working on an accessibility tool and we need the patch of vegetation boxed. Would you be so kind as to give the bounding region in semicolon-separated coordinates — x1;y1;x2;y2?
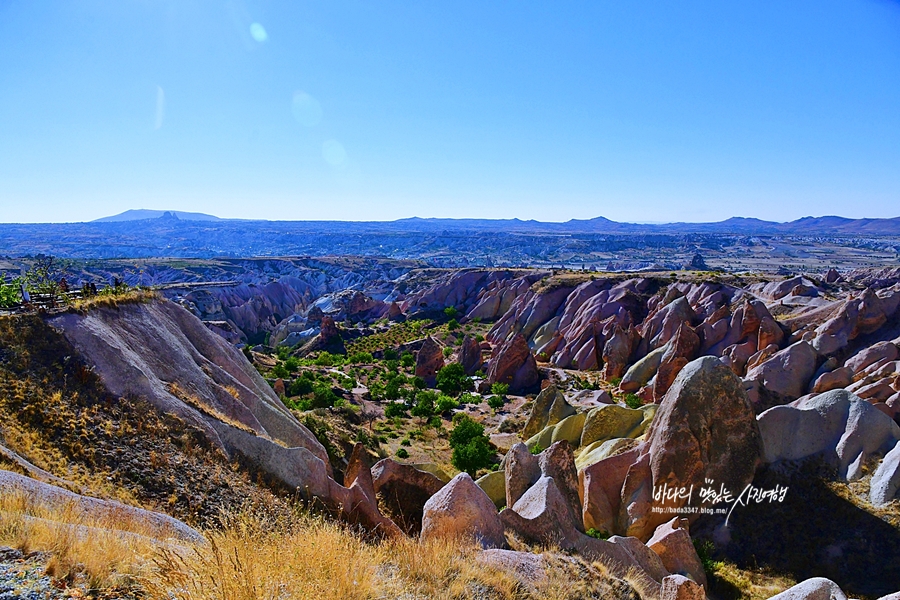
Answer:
490;382;509;396
585;528;610;540
0;279;22;308
449;413;494;477
347;351;374;364
344;319;431;355
0;313;266;526
384;401;408;419
487;395;506;410
623;393;643;409
436;363;472;396
436;394;458;414
411;390;437;419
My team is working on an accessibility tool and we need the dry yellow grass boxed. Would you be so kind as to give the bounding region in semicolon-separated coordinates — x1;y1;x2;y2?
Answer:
166;381;269;440
68;288;160;312
1;493;643;600
0;490;161;589
144;508;522;600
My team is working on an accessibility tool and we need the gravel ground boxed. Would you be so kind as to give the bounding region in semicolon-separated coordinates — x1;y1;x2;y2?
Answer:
0;547;139;600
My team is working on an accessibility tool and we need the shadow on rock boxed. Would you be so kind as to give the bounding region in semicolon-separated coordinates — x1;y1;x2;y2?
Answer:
718;462;900;599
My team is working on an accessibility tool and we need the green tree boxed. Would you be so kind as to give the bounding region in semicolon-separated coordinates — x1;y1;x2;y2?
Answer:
0;279;22;308
24;254;62;306
443;306;458;319
310;383;340;409
289;377;313;397
314;352;337;366
449;414;494;477
384;401;408;418
348;351;374;364
411;390;437;418
436;363;471;396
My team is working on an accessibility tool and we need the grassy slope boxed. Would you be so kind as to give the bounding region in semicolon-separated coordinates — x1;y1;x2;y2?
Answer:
0;313;273;526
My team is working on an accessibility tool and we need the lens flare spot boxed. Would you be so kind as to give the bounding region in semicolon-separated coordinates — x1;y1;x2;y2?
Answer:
292;92;323;127
322;140;347;165
249;22;267;42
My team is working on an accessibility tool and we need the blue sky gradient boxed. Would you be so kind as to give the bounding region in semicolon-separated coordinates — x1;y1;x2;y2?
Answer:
1;1;899;223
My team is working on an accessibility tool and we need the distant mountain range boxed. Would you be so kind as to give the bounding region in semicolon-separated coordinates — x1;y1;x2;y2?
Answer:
87;210;900;235
93;209;222;222
1;210;897;264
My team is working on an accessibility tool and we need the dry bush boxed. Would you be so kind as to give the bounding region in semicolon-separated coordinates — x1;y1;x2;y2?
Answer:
0;490;160;589
69;288;160;312
144;509;522;600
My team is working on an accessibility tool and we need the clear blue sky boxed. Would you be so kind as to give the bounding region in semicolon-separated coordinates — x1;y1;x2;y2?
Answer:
1;1;899;224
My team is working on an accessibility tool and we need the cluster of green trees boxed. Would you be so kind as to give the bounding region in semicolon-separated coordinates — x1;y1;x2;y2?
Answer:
344;320;431;355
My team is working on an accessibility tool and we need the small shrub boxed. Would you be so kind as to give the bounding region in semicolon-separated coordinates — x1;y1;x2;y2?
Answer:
693;539;722;575
383;348;399;361
314;352;338;367
395;448;409;459
348;351;374;364
487;395;506;410
490;382;509;397
284;356;300;372
442;347;453;358
443;306;458;319
457;392;479;406
436;394;458;413
400;438;411;447
529;442;543;455
624;393;643;409
271;363;289;379
586;528;610;540
446;318;459;331
400;351;414;368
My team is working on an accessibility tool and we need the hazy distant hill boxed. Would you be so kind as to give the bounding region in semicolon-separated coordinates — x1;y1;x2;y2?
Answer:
93;209;222;222
0;211;897;265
